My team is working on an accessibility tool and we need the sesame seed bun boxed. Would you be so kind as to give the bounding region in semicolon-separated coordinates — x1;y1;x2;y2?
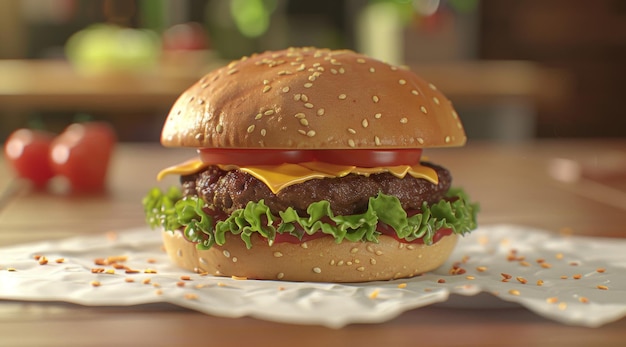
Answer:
161;47;466;149
162;229;458;283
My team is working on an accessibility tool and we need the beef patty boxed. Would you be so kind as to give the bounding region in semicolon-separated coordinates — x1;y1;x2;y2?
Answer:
181;162;452;216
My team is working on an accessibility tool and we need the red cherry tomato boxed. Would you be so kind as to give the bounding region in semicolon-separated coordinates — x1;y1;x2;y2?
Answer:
3;128;56;189
50;122;116;193
198;148;422;167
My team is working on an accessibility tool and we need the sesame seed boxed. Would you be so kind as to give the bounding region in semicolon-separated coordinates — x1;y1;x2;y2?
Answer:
445;136;451;143
294;112;306;119
282;86;290;93
452;110;459;119
357;266;365;272
420;106;428;114
348;139;356;147
416;137;424;144
350;247;359;254
294;94;302;101
433;96;440;105
429;83;437;90
369;67;375;73
247;125;255;133
357;58;366;63
296;64;306;71
331;68;338;74
308;75;316;81
227;68;238;75
313;267;322;274
304;103;314;109
391;66;398;71
300;118;309;126
278;70;291;76
508;289;521;296
317;108;325;116
262;85;271;93
372;95;379;103
411;90;419;95
273;251;283;258
216;124;223;133
298;129;306;135
222;250;230;258
348;128;356;134
255;113;263;120
400;117;408;124
399;79;407;85
263;79;270;85
301;94;309;102
277;272;285;279
232;257;238;263
374;136;381;146
338;94;347;100
307;130;316;137
339;67;345;74
362;119;369;128
374;113;382;119
370;258;377;265
260;129;267;136
304;82;313;88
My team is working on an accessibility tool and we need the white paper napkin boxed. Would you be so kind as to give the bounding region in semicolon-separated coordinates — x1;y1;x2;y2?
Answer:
1;225;624;328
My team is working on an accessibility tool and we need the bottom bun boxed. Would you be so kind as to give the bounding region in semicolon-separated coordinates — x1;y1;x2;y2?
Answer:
162;230;458;283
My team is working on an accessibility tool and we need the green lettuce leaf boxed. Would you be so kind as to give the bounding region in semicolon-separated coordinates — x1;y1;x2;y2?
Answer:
143;187;479;250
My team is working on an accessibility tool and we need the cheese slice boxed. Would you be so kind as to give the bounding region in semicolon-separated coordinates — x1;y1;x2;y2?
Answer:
157;158;438;194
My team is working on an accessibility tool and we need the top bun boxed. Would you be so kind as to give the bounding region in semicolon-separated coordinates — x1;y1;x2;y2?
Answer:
161;47;466;149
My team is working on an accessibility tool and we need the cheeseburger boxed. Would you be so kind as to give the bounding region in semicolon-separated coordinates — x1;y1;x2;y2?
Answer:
143;47;478;282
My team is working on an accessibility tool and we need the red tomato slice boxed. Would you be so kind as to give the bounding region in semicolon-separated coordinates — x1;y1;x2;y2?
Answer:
198;148;422;167
199;149;316;166
320;149;423;167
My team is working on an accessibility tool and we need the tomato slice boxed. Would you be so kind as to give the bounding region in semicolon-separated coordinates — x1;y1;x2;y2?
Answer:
320;149;422;168
199;149;317;166
198;148;422;167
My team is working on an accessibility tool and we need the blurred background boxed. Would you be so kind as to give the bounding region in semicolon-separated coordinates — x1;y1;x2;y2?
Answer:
1;0;625;143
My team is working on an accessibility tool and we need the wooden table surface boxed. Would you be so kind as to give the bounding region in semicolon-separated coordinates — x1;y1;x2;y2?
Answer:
1;139;625;346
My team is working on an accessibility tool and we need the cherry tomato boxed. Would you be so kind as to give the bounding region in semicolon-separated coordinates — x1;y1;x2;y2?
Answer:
198;148;422;167
3;128;56;189
50;122;116;193
199;149;316;166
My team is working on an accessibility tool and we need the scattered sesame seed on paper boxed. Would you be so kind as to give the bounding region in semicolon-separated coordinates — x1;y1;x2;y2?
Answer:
0;225;625;328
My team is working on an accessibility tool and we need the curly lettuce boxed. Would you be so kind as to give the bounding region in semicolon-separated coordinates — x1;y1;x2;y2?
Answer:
142;187;479;250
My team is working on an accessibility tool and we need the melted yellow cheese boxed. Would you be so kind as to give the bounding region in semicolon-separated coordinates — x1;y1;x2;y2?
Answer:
157;158;438;194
